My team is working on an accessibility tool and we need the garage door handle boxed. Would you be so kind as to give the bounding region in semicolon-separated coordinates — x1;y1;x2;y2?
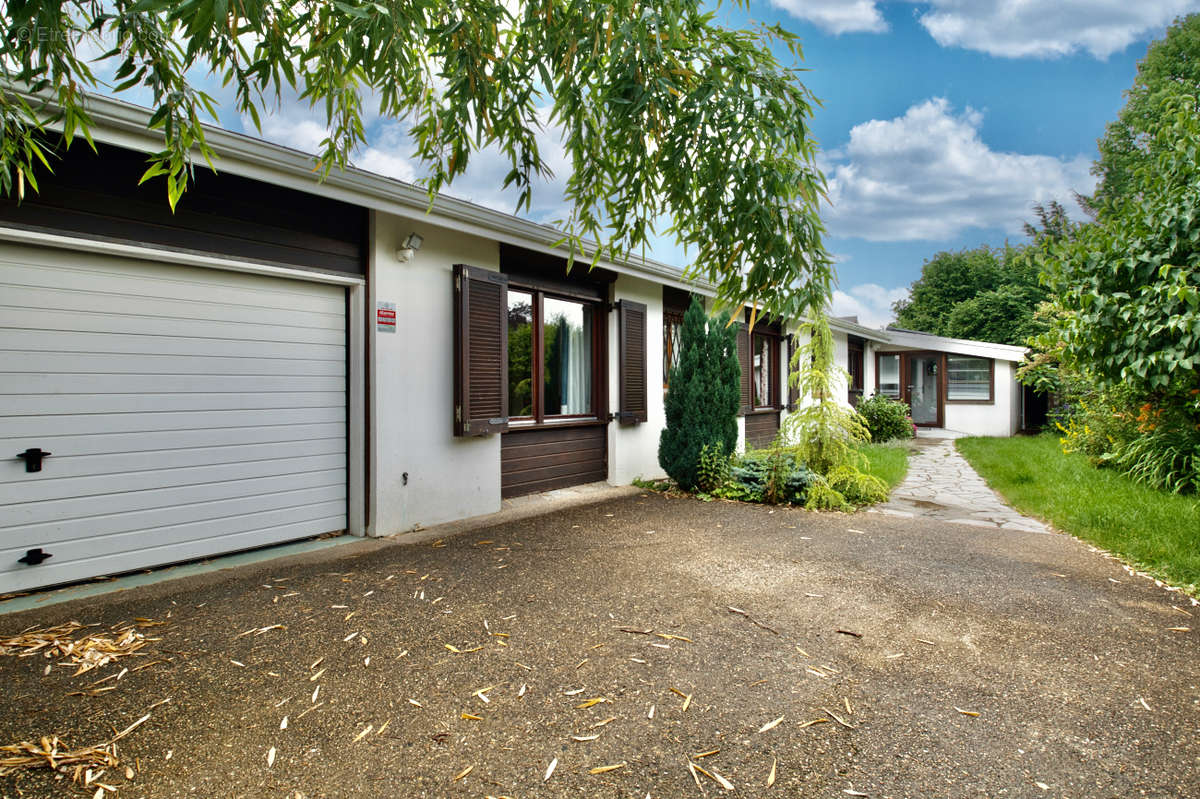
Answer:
16;448;51;473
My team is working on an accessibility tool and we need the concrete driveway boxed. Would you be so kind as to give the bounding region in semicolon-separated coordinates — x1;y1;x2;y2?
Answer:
1;493;1197;798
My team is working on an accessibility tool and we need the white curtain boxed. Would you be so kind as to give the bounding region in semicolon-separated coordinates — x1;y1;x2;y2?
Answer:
560;317;591;414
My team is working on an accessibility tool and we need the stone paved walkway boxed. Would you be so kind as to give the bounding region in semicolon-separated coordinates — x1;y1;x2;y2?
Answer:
872;432;1050;533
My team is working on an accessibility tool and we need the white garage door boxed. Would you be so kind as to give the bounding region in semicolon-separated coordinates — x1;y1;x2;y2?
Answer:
1;243;348;594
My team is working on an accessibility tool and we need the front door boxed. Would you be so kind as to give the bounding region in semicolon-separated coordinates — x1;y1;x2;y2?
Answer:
906;353;940;426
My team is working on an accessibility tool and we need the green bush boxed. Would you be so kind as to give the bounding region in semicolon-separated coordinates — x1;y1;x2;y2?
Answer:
696;441;731;493
719;447;814;505
827;465;889;505
658;298;740;490
856;394;915;443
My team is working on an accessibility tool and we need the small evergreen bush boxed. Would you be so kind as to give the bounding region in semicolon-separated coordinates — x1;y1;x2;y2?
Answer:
856;394;915;443
720;447;814;505
658;298;740;490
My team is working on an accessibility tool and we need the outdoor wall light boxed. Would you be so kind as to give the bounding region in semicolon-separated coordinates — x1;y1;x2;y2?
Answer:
396;232;424;263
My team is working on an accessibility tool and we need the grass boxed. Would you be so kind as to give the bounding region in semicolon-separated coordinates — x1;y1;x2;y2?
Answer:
958;434;1200;594
855;440;910;489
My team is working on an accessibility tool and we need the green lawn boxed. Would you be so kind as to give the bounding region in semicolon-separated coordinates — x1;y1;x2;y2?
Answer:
958;434;1200;594
856;441;910;490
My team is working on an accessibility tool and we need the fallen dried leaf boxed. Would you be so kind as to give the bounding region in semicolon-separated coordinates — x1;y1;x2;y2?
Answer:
767;757;777;787
453;765;473;782
589;762;626;775
544;758;558;782
576;698;608;709
572;734;600;742
353;725;374;742
799;718;829;728
460;713;483;721
953;707;979;717
266;747;276;768
692;748;719;759
758;715;784;733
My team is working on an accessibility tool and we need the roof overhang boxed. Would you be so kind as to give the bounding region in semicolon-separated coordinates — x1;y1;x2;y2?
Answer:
882;328;1028;361
51;92;713;295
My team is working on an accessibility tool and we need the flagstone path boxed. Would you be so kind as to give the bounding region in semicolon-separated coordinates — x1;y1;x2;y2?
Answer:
873;433;1049;533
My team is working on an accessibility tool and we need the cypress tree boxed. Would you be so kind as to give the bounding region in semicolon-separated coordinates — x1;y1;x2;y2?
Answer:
658;298;740;489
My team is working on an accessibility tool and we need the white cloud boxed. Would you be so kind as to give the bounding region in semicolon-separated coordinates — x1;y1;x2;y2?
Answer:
768;0;888;34
917;0;1197;59
831;283;910;329
770;1;1195;59
822;98;1094;242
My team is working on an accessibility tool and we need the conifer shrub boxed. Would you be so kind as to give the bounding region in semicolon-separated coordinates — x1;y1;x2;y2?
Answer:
658;298;740;490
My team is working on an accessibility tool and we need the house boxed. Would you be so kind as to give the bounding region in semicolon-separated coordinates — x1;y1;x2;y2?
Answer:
0;95;1032;594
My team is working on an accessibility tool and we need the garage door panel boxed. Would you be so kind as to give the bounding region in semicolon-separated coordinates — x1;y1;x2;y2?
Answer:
0;422;345;458
3;372;345;395
0;329;346;361
0;391;346;416
4;515;346;592
0;307;345;346
4;406;345;438
0;453;347;505
6;468;345;527
0;352;347;377
5;485;347;547
2;501;346;565
3;284;344;331
1;247;350;593
1;260;346;315
0;438;343;481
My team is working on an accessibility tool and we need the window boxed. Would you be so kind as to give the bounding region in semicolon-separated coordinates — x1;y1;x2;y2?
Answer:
542;297;593;416
847;338;865;406
752;332;778;409
878;353;900;398
663;310;684;389
946;355;992;402
506;287;599;423
507;291;534;417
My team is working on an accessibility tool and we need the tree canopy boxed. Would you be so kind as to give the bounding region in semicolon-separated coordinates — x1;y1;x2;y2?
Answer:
1041;89;1200;395
1091;13;1200;210
0;0;831;319
890;243;1046;346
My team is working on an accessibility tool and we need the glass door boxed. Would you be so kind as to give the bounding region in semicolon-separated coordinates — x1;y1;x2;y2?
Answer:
907;354;939;425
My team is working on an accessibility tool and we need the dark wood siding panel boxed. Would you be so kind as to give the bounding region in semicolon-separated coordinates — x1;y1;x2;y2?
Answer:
454;265;509;436
736;323;752;415
744;411;780;449
617;300;647;423
501;425;607;497
0;141;367;275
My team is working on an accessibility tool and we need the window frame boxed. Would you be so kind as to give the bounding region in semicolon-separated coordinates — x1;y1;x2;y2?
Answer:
875;352;902;399
944;354;995;405
506;280;607;427
750;329;781;412
662;309;685;391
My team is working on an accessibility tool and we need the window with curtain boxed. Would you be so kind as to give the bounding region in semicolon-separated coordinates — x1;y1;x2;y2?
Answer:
507;288;597;423
543;297;593;416
752;332;776;408
878;353;900;398
946;355;992;401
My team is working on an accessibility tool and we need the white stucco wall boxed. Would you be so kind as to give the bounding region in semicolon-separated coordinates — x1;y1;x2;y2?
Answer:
944;359;1020;437
608;274;668;484
368;211;502;535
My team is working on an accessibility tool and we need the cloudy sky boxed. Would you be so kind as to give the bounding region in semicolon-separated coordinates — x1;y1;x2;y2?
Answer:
97;1;1199;327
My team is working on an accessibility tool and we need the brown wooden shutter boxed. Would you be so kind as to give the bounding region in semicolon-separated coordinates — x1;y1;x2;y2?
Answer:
786;334;799;412
616;299;647;424
453;264;509;436
737;323;752;415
